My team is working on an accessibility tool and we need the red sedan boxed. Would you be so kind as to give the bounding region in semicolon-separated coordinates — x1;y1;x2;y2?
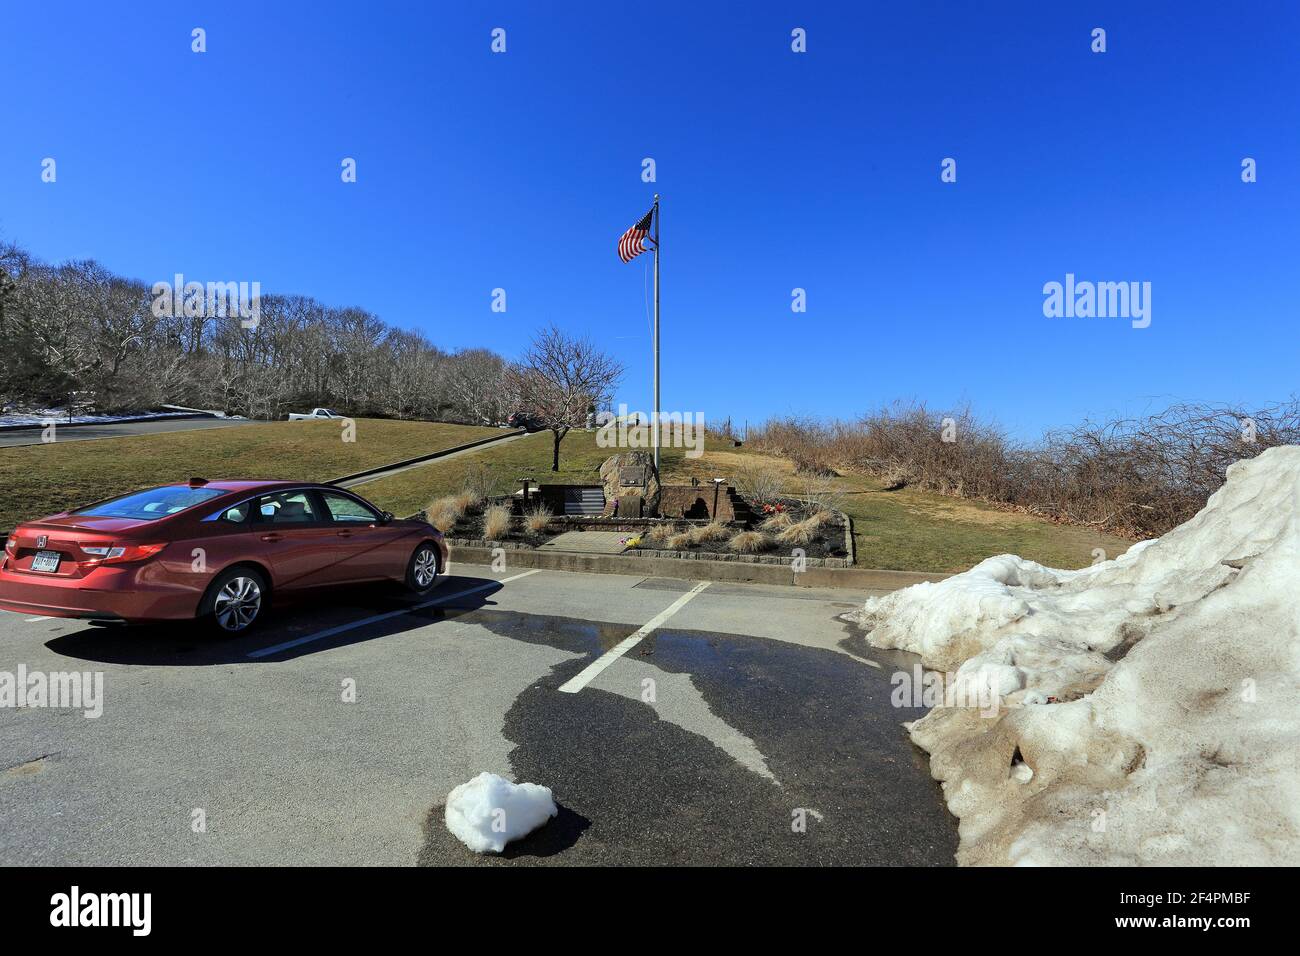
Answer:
0;479;449;633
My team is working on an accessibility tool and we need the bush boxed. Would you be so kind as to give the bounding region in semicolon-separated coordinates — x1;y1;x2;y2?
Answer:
802;509;838;528
776;521;815;547
523;504;553;535
453;489;482;513
799;473;846;513
689;521;732;544
645;523;677;545
728;530;773;553
666;532;694;550
734;462;785;509
462;462;499;502
748;400;1300;539
425;496;464;532
480;504;512;541
760;511;794;531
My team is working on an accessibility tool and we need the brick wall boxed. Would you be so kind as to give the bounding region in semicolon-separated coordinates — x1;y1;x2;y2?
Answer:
658;484;735;520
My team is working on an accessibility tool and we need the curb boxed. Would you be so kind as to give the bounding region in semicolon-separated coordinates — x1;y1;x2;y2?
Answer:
445;544;944;591
326;430;526;486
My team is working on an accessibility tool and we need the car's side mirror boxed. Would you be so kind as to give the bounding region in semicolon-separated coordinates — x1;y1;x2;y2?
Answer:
380;511;394;524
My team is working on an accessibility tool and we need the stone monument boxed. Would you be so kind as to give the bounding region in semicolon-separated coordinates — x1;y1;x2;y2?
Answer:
599;451;661;516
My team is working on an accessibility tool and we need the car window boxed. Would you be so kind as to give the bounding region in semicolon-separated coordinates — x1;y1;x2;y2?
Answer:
320;491;379;523
73;485;226;521
218;504;249;524
256;491;319;524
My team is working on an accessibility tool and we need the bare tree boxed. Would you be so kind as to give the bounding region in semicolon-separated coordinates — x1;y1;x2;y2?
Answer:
445;348;509;424
1;239;535;421
508;326;624;471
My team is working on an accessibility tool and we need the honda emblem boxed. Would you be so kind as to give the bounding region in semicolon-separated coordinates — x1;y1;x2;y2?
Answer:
36;535;47;548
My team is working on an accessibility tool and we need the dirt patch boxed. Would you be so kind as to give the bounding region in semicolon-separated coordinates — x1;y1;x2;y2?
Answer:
2;754;55;779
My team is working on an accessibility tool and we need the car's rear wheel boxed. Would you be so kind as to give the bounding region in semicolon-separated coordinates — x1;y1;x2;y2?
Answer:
201;567;267;634
406;542;440;594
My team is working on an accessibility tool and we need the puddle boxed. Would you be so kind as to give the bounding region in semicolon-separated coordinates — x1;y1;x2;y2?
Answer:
837;616;931;679
458;608;636;655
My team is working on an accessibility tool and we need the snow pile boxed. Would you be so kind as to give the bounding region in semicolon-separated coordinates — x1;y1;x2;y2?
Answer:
851;446;1300;865
0;409;199;427
444;772;558;854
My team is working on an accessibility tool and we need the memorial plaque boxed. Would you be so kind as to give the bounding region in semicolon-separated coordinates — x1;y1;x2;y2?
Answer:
619;465;648;487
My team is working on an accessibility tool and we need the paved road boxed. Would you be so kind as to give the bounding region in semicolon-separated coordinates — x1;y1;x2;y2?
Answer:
0;417;259;448
338;429;530;489
0;565;957;866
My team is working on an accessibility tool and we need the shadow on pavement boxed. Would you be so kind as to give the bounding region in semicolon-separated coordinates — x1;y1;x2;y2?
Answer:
42;575;504;666
424;803;592;862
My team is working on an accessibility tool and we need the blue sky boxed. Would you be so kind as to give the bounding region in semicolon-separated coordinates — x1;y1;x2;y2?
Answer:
2;1;1297;438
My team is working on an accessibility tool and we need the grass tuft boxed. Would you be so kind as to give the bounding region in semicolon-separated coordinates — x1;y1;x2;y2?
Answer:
425;496;464;532
689;521;732;544
523;504;553;535
480;504;512;541
644;523;677;545
776;521;815;547
759;511;794;531
453;489;482;513
728;530;773;553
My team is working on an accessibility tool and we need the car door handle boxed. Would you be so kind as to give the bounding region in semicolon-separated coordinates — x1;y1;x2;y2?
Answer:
336;530;353;538
260;533;282;542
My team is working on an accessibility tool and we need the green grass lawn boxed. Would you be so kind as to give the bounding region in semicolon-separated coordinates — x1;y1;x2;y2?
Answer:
659;442;1135;571
360;430;1136;573
357;429;723;517
0;419;496;532
2;419;1138;574
833;474;1136;572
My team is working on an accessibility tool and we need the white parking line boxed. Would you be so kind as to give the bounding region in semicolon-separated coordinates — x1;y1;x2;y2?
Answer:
25;616;53;622
246;569;542;659
558;581;710;694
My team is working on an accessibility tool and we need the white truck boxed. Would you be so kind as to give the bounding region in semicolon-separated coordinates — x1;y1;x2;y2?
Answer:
287;407;342;421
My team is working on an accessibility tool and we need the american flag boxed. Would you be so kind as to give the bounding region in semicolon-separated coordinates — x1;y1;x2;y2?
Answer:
617;206;655;263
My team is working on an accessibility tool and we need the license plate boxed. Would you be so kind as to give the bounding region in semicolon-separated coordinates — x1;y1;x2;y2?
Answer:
31;550;61;573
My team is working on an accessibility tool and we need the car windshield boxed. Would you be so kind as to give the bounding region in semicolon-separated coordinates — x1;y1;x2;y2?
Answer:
72;485;227;521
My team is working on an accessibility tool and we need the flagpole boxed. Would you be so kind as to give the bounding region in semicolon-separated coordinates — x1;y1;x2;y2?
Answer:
652;193;660;476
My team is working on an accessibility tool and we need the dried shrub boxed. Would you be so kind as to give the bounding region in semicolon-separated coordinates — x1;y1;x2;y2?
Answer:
480;504;512;540
645;523;677;545
799;473;846;513
728;530;773;553
734;462;785;509
462;461;500;502
776;521;816;547
747;400;1300;539
453;489;482;513
666;532;694;550
689;521;732;544
802;508;838;528
425;496;464;532
523;504;553;535
760;511;794;531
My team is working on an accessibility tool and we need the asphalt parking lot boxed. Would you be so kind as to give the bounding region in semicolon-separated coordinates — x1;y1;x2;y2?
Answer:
0;564;957;866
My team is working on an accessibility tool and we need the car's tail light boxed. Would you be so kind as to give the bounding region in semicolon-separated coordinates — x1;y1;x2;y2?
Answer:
78;542;167;565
